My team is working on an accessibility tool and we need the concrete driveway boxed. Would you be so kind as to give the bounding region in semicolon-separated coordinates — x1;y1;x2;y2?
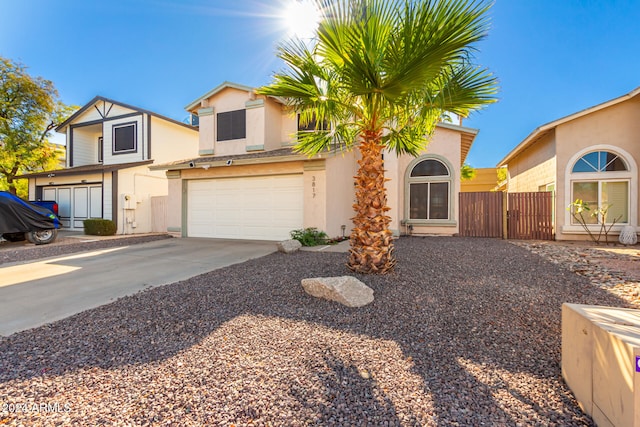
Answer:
0;238;276;336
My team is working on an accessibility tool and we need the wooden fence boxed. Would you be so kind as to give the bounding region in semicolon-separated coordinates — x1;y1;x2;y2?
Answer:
459;192;504;238
459;191;554;240
507;192;554;240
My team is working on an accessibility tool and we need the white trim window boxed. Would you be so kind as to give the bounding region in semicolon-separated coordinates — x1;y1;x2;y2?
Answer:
406;157;453;222
569;150;630;225
112;122;137;154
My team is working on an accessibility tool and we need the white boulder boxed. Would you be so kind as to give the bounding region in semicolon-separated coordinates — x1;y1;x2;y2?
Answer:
301;276;374;307
277;239;302;254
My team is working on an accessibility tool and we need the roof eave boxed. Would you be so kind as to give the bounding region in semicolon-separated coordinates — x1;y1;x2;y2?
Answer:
497;85;640;167
184;81;256;112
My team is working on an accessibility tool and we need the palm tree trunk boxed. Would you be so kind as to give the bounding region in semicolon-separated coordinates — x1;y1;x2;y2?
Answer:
348;130;396;274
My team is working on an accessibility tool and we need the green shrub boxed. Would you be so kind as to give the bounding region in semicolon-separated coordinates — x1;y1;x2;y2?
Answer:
83;219;117;236
290;227;328;246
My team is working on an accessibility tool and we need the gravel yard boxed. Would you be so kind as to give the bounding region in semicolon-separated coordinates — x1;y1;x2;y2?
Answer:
0;236;636;426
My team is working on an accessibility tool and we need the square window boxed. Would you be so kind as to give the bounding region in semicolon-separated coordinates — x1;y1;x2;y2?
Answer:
217;109;246;141
113;123;136;153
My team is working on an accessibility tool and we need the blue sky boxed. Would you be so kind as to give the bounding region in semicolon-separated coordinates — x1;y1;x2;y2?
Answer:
1;0;639;167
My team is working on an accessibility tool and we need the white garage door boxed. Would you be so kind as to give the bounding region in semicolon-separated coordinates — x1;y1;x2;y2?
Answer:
187;175;304;240
43;185;103;229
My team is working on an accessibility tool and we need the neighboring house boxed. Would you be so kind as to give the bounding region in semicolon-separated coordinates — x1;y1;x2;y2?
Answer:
460;167;500;192
498;86;640;241
22;96;199;234
151;81;479;241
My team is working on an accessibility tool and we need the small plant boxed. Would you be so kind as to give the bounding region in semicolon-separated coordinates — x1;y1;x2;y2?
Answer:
290;227;328;246
567;199;621;245
83;219;117;236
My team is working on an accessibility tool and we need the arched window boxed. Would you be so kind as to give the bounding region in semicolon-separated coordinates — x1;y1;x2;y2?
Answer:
406;157;452;221
569;150;631;224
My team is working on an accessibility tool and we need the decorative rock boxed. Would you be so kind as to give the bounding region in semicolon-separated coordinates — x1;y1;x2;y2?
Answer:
618;225;637;245
301;276;374;307
277;239;302;254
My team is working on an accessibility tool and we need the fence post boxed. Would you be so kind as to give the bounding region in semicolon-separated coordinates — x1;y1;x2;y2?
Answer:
502;192;508;239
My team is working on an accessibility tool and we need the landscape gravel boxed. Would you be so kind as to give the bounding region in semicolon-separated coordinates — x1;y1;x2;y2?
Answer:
0;236;636;426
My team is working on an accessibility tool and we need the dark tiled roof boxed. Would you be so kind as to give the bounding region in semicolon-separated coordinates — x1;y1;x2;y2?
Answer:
19;160;154;178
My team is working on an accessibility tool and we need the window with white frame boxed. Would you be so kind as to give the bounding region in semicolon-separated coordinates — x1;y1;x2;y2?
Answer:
113;123;137;154
570;150;630;224
407;158;452;221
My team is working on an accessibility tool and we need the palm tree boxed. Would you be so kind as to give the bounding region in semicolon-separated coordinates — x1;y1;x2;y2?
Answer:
258;0;498;274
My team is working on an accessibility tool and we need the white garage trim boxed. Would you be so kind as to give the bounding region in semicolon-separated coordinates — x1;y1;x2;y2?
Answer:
187;174;303;241
42;184;103;230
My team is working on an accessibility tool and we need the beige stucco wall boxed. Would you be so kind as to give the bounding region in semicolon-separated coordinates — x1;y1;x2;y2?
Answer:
460;168;499;192
504;95;640;241
324;151;359;237
281;110;297;146
506;132;557;193
555;96;640;240
194;88;289;157
264;98;284;151
389;125;463;236
115;165;169;234
149;116;198;164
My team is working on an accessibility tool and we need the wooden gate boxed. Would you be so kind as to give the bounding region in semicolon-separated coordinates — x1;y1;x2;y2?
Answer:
459;192;504;238
507;192;554;240
151;196;168;233
459;191;554;240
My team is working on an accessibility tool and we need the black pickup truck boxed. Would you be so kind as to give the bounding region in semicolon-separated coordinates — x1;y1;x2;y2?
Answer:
0;191;60;244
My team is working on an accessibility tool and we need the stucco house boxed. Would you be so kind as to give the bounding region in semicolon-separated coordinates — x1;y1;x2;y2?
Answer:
152;82;479;241
498;86;640;241
22;96;199;234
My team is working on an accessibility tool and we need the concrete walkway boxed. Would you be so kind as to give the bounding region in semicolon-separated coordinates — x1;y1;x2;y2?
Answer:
0;238;276;336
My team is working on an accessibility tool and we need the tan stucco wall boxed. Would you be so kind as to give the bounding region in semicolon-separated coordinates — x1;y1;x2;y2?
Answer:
264;98;284;151
460;168;499;192
555;96;640;240
389;126;463;236
195;88;289;157
505;95;640;241
324;151;359;237
281;110;297;146
506;132;557;193
115;166;169;234
149;116;198;164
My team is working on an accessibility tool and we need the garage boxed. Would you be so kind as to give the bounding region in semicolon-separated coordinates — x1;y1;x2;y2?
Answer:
42;185;103;229
187;175;303;240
